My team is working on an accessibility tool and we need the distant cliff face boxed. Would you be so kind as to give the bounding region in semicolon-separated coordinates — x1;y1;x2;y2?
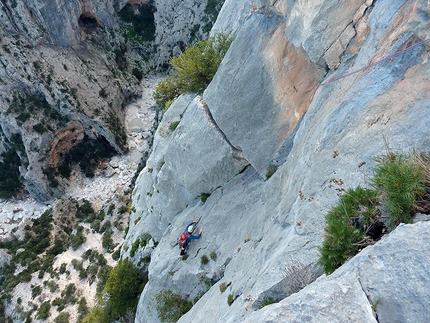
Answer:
127;0;430;322
0;0;222;201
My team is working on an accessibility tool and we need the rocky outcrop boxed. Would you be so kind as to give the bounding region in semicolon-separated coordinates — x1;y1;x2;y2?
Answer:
243;222;430;323
0;0;123;47
48;123;85;167
130;0;430;322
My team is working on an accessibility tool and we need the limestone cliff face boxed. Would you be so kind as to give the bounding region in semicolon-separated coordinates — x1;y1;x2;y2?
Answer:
0;0;219;201
129;0;430;322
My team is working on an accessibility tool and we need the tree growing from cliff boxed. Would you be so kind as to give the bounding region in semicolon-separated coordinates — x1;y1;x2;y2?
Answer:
153;32;233;109
155;290;193;323
82;259;146;322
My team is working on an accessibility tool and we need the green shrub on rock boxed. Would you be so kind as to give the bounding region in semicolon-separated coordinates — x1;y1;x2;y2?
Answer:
319;151;429;275
371;152;427;225
104;259;145;319
153;32;233;110
155;290;193;323
36;301;51;319
318;186;379;275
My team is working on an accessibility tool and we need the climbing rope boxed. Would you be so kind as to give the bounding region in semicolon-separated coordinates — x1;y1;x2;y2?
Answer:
321;36;430;86
187;36;430;227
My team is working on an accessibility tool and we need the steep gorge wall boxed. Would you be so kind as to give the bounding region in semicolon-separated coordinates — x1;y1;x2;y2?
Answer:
129;0;430;322
0;0;220;201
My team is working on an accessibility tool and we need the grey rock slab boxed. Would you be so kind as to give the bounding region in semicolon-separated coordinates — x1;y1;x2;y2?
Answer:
242;222;430;323
204;12;323;173
211;0;253;35
331;222;430;323
285;0;368;65
132;1;430;322
243;274;377;323
128;94;248;245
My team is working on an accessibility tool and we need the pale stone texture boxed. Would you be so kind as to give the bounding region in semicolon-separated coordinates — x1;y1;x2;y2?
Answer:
204;12;324;172
127;94;248;249
242;223;430;323
211;0;252;35
133;0;430;322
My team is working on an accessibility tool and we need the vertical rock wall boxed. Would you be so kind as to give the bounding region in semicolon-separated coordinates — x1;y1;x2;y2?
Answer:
131;0;430;322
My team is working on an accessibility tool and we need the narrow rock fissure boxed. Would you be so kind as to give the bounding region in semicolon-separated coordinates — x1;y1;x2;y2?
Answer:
357;277;380;322
363;0;378;17
322;0;377;72
196;96;245;156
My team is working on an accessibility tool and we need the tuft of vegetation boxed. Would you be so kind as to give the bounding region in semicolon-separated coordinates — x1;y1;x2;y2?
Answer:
99;88;108;98
132;67;143;81
219;282;227;293
82;259;145;322
265;164;278;180
209;251;217;261
6;92;69;129
155;290;193;323
130;239;140;257
77;297;89;322
0;209;55;296
0;133;25;198
319;150;430;275
104;259;145;319
36;301;51;319
199;192;210;203
227;294;234;306
371;152;427;225
169;121;180;132
318;186;380;274
0;148;23;198
119;3;156;43
260;297;276;308
283;259;316;295
153;32;233;110
54;311;70;323
200;254;209;265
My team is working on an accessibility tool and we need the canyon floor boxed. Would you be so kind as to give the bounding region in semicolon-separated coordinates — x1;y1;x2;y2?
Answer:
1;75;159;322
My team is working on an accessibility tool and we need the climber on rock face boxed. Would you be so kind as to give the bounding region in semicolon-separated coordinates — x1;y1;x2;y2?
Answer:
178;220;203;256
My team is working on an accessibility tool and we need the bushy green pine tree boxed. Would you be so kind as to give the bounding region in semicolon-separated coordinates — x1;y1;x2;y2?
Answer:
153;32;233;110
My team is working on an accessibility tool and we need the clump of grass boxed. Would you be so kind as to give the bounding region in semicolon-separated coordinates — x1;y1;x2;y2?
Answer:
155;290;193;323
227;294;234;306
169;121;180;132
260;297;276;308
283;259;316;295
130;239;140;257
318;186;379;274
265;164;278;179
219;282;227;293
199;193;210;203
319;149;430;275
371;152;427;225
209;251;217;260
200;255;209;265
